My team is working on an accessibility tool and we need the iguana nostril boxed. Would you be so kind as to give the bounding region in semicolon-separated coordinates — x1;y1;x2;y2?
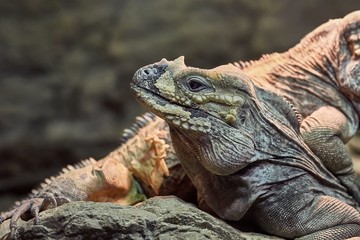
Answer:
133;59;168;84
141;68;158;78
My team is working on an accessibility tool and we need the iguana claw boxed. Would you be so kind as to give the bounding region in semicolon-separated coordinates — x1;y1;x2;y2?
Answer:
41;194;58;210
0;194;60;238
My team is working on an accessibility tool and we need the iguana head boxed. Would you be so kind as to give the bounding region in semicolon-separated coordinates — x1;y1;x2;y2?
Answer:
131;57;304;175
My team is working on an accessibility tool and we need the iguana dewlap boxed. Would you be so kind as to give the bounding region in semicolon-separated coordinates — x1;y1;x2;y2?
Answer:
131;11;360;239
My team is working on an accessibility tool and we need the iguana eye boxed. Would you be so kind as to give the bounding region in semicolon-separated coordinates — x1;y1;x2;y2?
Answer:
186;77;211;92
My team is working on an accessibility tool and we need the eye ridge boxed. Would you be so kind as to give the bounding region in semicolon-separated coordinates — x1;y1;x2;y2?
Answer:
186;77;210;92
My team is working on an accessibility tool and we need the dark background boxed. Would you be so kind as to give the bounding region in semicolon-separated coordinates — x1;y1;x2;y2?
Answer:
1;0;360;211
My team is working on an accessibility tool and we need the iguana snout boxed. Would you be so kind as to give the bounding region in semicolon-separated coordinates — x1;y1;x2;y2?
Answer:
133;58;169;88
131;57;195;127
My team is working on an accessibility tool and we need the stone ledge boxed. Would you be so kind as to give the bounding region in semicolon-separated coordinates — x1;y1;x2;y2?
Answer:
1;196;282;240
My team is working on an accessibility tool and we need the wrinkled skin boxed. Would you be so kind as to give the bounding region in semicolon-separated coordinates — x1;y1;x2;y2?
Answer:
241;11;360;202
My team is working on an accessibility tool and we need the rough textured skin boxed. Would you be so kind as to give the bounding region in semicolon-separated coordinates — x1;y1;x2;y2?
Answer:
238;11;360;202
0;113;195;238
131;11;360;239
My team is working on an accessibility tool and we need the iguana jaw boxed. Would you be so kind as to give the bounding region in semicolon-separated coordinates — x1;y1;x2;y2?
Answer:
131;84;212;134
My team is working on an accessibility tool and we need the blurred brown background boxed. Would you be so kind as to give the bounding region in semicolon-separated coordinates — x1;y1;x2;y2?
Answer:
1;0;360;211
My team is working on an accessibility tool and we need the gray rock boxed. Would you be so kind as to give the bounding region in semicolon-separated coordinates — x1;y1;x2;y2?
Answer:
5;197;282;240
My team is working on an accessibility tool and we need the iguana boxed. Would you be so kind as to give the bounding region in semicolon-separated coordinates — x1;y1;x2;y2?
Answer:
130;11;360;239
0;113;195;239
2;10;360;240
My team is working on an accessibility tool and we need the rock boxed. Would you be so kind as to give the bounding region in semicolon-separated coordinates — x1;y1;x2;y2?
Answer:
3;197;282;240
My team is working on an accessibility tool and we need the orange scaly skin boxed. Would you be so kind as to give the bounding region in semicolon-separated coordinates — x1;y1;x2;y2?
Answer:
0;113;182;238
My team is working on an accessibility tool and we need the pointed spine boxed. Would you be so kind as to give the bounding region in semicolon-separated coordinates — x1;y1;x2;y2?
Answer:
7;112;162;210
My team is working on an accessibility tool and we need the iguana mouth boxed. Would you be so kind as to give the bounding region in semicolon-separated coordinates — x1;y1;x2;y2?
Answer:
131;84;213;133
131;84;173;111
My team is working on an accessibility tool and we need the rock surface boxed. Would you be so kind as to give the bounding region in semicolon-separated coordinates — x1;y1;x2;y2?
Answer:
1;197;282;240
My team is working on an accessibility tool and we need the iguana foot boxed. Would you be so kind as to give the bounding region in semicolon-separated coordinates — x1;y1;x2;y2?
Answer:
0;194;67;238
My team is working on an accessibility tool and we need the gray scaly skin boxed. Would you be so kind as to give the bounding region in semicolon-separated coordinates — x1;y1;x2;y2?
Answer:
130;11;360;238
0;113;194;239
235;11;360;203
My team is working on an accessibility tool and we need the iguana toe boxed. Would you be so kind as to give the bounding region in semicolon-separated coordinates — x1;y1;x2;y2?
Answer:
40;194;58;210
0;209;15;225
0;196;60;238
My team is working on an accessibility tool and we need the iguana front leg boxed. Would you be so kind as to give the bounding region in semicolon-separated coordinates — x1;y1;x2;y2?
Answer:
300;106;360;202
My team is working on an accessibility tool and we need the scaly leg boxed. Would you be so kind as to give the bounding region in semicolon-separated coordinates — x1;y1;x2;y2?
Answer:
256;191;360;239
295;196;360;239
300;106;360;203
